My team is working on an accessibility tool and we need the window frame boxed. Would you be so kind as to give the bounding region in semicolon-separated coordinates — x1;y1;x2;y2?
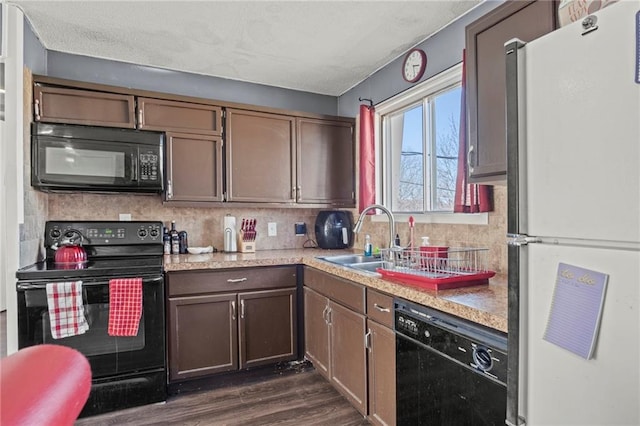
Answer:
373;63;487;225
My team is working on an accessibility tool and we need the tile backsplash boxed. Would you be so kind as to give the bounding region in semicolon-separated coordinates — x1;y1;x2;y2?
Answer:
22;186;507;275
41;185;507;274
46;194;324;251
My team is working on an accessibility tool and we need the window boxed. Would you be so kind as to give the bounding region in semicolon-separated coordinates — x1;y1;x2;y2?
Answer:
378;64;462;214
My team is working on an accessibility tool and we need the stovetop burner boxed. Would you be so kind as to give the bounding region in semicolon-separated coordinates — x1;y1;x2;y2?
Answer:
16;256;164;280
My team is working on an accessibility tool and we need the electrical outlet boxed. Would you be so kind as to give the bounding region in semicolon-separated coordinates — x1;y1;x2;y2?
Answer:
268;222;277;236
295;222;306;236
119;213;132;221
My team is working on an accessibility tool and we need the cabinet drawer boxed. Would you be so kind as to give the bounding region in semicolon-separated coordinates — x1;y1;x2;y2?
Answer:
138;97;222;135
168;266;297;296
304;267;365;314
367;290;394;329
34;85;135;128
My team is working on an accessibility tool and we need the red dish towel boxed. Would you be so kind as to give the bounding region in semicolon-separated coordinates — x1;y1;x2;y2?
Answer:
108;278;143;337
46;281;89;339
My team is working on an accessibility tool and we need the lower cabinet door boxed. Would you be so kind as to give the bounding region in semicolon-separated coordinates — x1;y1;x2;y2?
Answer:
330;300;368;416
304;287;330;378
238;288;297;369
368;320;397;426
168;293;238;381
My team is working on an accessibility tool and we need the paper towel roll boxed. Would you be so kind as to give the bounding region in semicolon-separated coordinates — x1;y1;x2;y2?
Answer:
223;215;237;252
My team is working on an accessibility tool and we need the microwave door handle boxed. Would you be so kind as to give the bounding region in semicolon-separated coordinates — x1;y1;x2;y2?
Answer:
131;153;138;181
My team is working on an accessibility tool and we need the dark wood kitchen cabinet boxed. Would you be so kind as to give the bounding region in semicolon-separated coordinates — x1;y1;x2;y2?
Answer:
165;132;224;202
168;293;238;381
466;0;557;182
33;85;136;128
296;118;355;206
304;287;330;377
167;266;297;382
304;267;367;415
366;290;396;426
225;108;296;203
137;97;222;135
238;288;297;369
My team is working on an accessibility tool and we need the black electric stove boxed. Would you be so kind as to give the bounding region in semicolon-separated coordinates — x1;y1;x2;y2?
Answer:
16;220;167;418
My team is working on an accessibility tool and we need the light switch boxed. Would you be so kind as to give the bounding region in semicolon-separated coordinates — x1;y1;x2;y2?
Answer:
268;222;277;236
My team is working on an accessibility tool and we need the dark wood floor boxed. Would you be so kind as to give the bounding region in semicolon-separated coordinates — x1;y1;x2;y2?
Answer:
75;370;370;426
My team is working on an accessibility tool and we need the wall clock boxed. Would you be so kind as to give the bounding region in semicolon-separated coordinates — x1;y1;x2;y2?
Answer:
402;48;427;83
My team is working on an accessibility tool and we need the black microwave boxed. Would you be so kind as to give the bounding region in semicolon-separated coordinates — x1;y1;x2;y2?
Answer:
31;123;164;193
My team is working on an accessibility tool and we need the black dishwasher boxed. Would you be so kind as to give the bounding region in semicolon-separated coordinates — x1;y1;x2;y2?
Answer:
395;299;507;425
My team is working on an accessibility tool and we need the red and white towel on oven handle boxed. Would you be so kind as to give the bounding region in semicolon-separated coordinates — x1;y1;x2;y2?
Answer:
108;278;143;337
46;280;89;339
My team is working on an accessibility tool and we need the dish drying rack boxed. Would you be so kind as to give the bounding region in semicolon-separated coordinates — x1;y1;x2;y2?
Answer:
376;246;495;290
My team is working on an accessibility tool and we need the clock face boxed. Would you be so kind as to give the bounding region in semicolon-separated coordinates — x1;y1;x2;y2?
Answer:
402;49;427;83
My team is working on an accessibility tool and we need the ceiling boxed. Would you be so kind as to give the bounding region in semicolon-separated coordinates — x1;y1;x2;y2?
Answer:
10;0;482;96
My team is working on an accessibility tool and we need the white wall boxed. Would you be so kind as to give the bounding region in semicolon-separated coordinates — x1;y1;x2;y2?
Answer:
1;4;24;354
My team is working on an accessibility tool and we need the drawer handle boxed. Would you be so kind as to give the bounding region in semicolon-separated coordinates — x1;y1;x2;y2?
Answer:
374;303;390;313
227;278;248;283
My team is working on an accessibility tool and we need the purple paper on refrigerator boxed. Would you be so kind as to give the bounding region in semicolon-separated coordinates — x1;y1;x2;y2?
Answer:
543;263;609;360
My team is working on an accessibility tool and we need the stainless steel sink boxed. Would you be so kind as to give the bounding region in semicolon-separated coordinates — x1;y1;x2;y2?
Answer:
318;254;381;265
317;254;385;275
347;261;387;273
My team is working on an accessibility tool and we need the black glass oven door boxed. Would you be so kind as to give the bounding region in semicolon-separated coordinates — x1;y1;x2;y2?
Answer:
17;275;165;379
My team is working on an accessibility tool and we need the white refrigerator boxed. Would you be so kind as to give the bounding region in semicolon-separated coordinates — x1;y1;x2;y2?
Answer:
505;1;640;425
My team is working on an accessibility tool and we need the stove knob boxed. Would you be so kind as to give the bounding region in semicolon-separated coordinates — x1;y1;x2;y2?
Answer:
50;229;61;239
150;229;159;238
138;229;148;238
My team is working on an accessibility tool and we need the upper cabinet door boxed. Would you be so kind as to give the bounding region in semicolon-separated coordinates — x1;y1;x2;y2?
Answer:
466;0;557;183
296;118;355;206
34;85;136;128
226;109;296;203
137;97;222;135
165;132;223;202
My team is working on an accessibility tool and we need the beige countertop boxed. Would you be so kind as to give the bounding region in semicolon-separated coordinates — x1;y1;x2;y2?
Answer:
164;248;508;333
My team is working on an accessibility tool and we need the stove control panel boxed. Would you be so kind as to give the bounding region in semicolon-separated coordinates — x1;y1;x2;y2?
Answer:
45;221;164;247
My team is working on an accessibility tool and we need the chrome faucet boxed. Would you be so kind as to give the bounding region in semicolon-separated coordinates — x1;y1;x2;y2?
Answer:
353;204;396;249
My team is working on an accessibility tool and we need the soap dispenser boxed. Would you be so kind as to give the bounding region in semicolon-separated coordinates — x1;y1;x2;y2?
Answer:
364;234;372;257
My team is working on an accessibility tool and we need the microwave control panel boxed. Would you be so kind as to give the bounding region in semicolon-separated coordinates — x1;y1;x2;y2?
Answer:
139;151;160;182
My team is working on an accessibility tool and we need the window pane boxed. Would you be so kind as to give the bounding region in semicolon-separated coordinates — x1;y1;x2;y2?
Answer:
390;104;423;212
433;86;461;211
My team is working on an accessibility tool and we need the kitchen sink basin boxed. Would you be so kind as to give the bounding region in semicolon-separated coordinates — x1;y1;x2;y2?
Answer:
317;254;385;276
348;261;387;273
318;254;381;265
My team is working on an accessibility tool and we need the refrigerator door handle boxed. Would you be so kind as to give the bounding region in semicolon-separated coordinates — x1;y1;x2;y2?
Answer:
507;233;542;247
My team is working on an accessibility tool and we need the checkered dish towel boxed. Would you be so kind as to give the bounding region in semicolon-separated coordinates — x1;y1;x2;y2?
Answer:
46;281;89;339
108;278;143;336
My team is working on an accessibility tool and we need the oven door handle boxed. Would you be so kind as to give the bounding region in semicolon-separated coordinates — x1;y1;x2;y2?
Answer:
17;276;163;290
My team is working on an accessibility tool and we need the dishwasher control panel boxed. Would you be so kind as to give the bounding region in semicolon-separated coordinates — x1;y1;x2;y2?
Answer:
395;299;508;384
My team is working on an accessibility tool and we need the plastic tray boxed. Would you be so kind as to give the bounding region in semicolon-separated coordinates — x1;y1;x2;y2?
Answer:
376;268;495;290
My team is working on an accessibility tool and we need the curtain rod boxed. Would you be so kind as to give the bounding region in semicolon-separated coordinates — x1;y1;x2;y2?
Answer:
358;97;373;107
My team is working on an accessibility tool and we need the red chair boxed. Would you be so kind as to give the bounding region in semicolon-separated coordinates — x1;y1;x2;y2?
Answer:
0;344;92;426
